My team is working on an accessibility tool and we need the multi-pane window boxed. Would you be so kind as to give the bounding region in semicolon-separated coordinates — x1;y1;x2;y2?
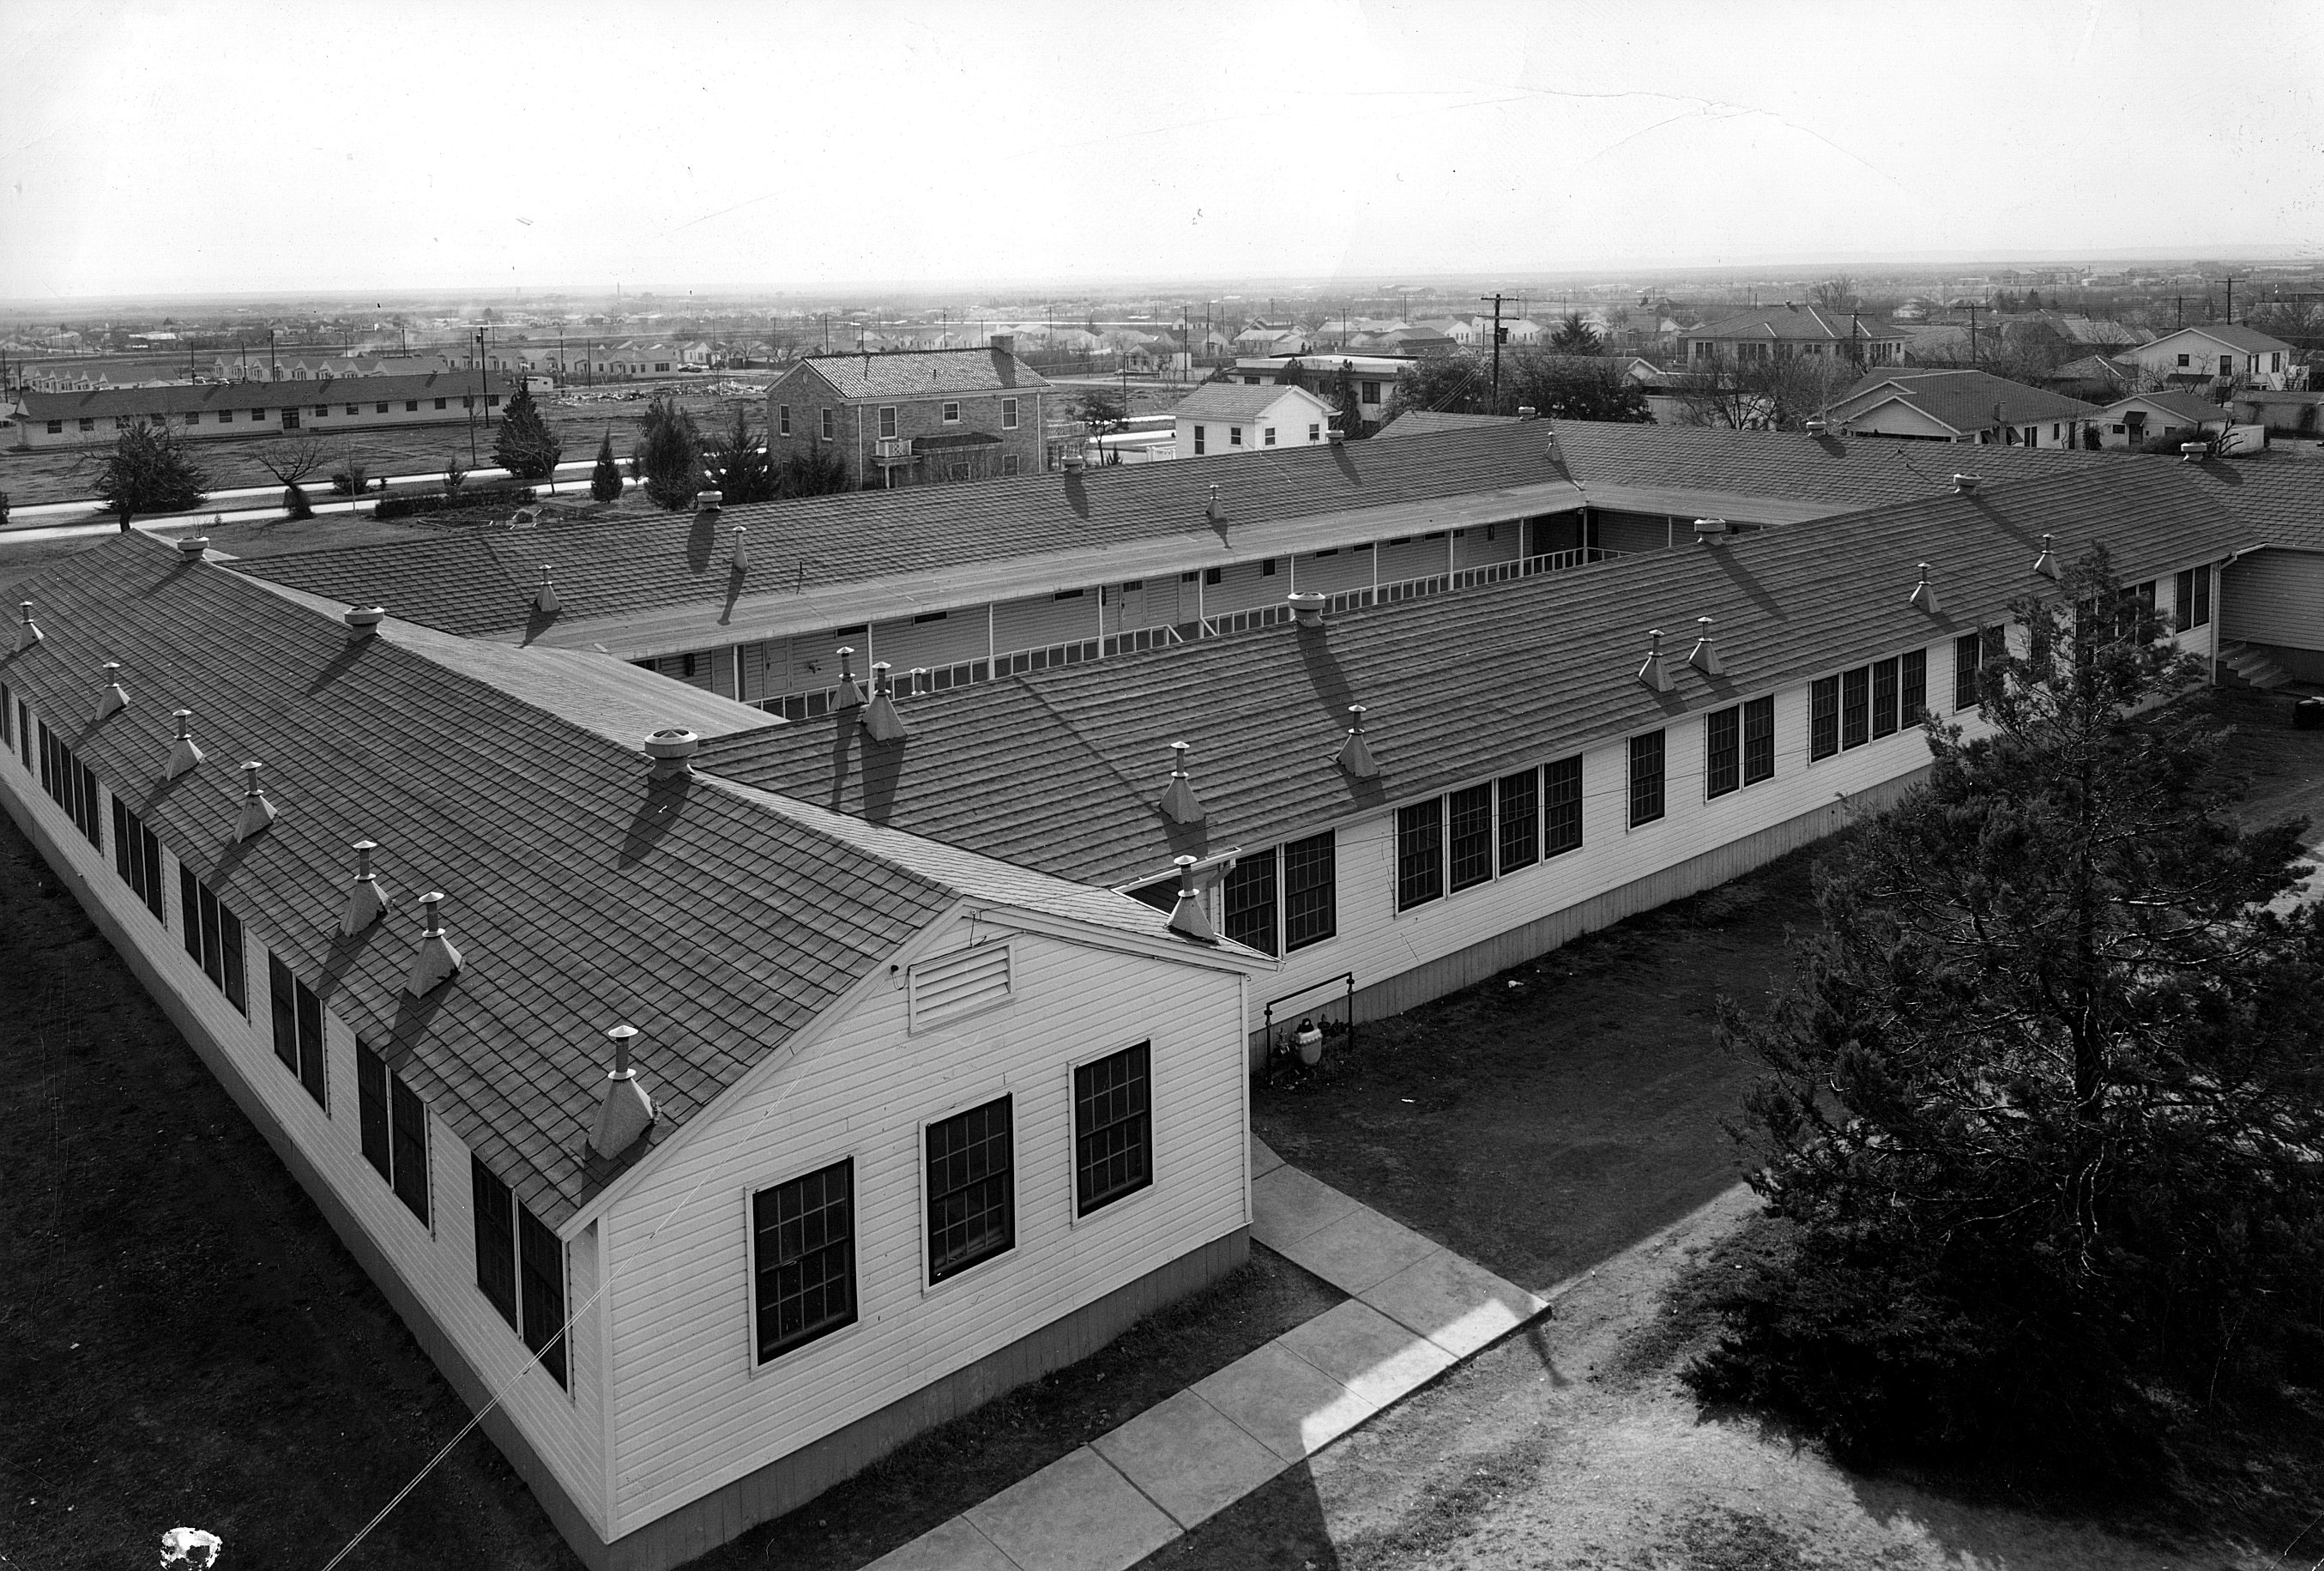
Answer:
1627;731;1666;827
1001;397;1018;430
518;1208;567;1387
1543;755;1584;855
753;1158;856;1362
37;723;101;848
878;406;896;438
777;403;792;438
1496;767;1539;873
268;953;327;1107
1953;633;1982;711
1074;1042;1152;1216
1742;696;1775;785
1871;656;1900;739
1221;847;1278;957
178;867;246;1012
819;407;835;440
356;1042;429;1224
941;401;960;423
2175;565;2212;631
1900;650;1926;723
927;1097;1013;1283
1705;706;1741;798
1396;800;1444;910
473;1157;519;1329
111;798;165;919
1840;667;1870;750
1282;831;1336;951
1447;783;1494;892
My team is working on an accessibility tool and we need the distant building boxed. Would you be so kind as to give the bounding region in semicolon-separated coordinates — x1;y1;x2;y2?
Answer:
1684;304;1909;368
2123;324;2302;390
1169;382;1336;457
2086;389;2234;450
764;338;1053;488
1230;354;1416;430
1822;368;2099;447
9;369;519;450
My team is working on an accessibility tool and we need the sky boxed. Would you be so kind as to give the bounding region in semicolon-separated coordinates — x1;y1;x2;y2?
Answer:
3;0;2320;303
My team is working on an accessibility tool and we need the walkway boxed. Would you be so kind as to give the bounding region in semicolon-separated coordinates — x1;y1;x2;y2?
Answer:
863;1138;1548;1571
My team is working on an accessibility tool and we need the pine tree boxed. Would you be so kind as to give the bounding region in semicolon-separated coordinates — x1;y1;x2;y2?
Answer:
589;430;623;504
705;404;774;505
93;420;209;531
491;383;564;486
636;396;703;511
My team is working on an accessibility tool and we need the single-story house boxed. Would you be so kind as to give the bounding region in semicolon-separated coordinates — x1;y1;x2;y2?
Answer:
2124;324;2303;390
1822;369;2100;448
2086;389;2234;450
1170;381;1337;457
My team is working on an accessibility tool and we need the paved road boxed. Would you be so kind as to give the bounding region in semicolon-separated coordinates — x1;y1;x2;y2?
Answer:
5;454;604;525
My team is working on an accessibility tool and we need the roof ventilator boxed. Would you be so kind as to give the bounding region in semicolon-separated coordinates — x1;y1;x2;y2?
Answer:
1687;617;1724;676
2033;532;2061;581
1205;484;1226;525
16;601;41;652
833;645;866;708
1327;426;1346;445
1157;740;1204;825
165;710;204;781
1951;473;1981;496
589;1025;656;1158
1336;704;1379;779
338;839;391;936
344;605;385;637
1909;562;1942;614
729;524;749;575
235;761;278;841
96;662;130;719
861;662;907;744
1804;417;1828;435
644;728;699;781
404;891;462;997
1692;517;1729;547
1638;629;1675;693
696;489;723;519
1165;855;1219;943
175;535;210;558
533;565;560;615
1288;590;1327;628
1517;406;1538;420
2180;441;2207;464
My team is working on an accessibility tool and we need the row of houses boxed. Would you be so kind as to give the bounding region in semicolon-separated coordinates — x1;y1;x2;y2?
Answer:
6;370;522;450
8;415;2318;1568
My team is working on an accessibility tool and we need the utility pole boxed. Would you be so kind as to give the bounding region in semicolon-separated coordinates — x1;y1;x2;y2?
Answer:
269;327;277;383
469;328;484;471
1479;292;1506;409
2224;276;2236;324
2176;296;2183;330
1966;301;1978;364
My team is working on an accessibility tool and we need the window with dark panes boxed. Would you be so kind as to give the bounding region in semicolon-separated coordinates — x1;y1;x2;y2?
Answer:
1282;831;1336;950
472;1157;519;1330
1221;847;1278;956
1871;656;1900;738
1396;800;1444;909
927;1096;1014;1283
2175;566;2211;631
178;867;245;1012
1543;755;1583;855
1742;696;1775;785
357;1041;428;1223
754;1158;856;1361
1900;650;1926;722
38;723;102;848
112;798;164;919
1705;705;1741;798
1627;730;1665;827
1840;666;1870;749
267;953;327;1107
1074;1042;1151;1216
1447;783;1494;891
1496;766;1538;873
1811;675;1839;758
1953;632;1982;710
518;1207;567;1386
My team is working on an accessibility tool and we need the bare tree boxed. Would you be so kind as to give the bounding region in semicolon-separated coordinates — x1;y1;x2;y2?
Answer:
1809;275;1859;313
251;435;330;520
1668;353;1858;432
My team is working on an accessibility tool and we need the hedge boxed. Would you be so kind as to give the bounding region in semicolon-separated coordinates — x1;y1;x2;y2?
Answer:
374;484;536;521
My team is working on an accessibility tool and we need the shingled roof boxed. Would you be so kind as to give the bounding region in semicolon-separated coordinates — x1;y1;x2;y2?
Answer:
1687;305;1909;343
15;370;521;420
0;536;1210;1230
693;466;2248;889
1827;370;2101;435
775;347;1051;402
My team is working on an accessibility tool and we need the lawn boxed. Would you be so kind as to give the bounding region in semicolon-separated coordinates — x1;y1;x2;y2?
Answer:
0;798;1337;1570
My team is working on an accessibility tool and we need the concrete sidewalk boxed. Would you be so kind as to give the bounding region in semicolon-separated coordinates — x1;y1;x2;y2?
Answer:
863;1138;1548;1571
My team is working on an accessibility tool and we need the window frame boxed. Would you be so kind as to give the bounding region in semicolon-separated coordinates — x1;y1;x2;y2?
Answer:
267;952;328;1108
1001;396;1018;430
178;865;246;1012
1395;798;1446;911
1281;830;1337;951
356;1040;430;1225
1627;729;1666;828
1220;845;1279;957
941;400;961;425
748;1154;860;1365
1543;754;1584;856
1071;1039;1154;1221
921;1092;1017;1289
1705;705;1741;799
1741;695;1776;786
1496;765;1540;874
111;797;166;920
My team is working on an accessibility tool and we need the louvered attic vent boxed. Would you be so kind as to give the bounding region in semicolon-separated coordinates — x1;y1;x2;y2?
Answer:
907;942;1014;1033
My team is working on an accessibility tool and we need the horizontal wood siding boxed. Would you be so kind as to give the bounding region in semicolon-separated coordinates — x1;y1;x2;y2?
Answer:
2224;552;2324;652
600;928;1247;1534
0;720;604;1532
1595;511;1675;554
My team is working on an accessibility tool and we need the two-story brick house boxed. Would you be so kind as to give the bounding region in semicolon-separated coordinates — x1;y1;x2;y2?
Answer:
765;337;1053;489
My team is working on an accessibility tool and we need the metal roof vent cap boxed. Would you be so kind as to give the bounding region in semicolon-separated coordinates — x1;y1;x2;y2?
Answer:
2033;532;2061;581
16;601;41;652
729;523;749;575
1517;406;1539;420
403;891;462;997
1205;484;1226;525
1687;617;1725;676
344;606;385;637
644;728;699;780
1063;448;1087;473
589;1024;656;1158
1165;855;1219;943
234;761;277;841
96;662;130;719
1157;740;1204;825
533;565;560;615
165;710;204;781
1327;427;1346;445
1639;628;1675;693
1692;517;1729;547
833;645;866;708
1288;590;1328;629
1951;473;1982;496
338;838;391;936
695;489;723;517
175;535;211;558
2179;441;2207;463
1804;417;1828;435
1909;562;1942;614
860;662;907;744
1336;704;1379;779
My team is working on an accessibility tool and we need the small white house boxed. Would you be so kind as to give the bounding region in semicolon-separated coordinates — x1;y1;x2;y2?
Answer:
2125;325;2302;390
2086;389;2234;450
1171;380;1337;457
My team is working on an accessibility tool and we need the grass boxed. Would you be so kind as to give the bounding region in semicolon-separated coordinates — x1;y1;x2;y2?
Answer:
0;799;1338;1569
